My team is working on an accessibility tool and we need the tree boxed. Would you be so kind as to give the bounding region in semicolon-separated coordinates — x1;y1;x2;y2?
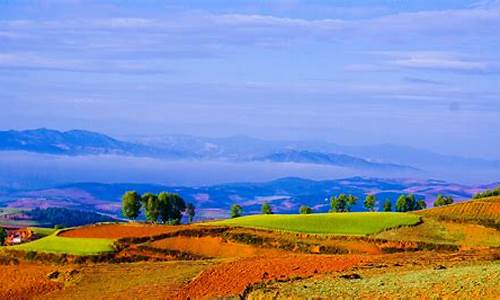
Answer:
434;194;454;207
141;193;160;223
383;199;392;212
330;194;357;212
121;191;142;221
347;195;357;210
230;204;242;218
169;194;187;224
395;194;408;212
299;205;312;214
261;202;273;214
395;194;419;212
364;194;376;212
417;199;427;210
158;192;173;224
186;203;196;223
0;227;6;246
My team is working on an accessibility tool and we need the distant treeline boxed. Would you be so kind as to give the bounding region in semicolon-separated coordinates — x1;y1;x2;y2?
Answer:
473;186;500;199
27;207;116;227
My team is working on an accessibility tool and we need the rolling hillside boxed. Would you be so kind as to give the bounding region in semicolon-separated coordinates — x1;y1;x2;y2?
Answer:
417;196;500;228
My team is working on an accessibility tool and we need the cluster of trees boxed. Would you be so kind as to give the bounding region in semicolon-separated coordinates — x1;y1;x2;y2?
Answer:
473;187;500;199
395;194;426;212
434;194;454;207
27;207;115;227
330;194;358;212
121;191;195;224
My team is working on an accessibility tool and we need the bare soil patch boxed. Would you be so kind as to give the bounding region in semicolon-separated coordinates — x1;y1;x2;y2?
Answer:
180;254;368;299
150;236;287;258
0;263;65;299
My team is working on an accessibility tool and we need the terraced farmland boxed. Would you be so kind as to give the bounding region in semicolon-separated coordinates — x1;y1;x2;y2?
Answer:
418;196;500;227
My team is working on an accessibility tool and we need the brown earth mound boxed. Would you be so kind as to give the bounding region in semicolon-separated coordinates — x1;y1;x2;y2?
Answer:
59;223;190;239
180;254;367;299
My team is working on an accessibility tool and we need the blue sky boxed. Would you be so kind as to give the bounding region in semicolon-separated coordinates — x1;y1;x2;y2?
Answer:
1;0;499;159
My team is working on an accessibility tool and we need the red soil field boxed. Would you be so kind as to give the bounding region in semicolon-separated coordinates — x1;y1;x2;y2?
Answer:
150;236;287;258
180;254;368;298
59;223;189;239
0;263;64;299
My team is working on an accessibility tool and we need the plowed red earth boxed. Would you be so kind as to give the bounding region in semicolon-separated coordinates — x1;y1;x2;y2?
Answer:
179;254;367;299
59;223;189;239
151;236;287;258
0;263;63;299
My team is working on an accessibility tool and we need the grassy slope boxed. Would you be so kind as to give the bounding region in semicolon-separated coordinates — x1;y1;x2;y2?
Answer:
7;233;114;255
209;212;421;235
29;227;57;237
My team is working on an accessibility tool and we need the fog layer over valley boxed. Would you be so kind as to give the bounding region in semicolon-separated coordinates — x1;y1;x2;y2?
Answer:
0;151;498;190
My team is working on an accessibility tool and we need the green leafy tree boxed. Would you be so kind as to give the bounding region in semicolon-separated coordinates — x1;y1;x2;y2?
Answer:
141;193;160;223
0;227;6;246
330;194;357;212
299;205;312;214
261;202;273;214
230;204;242;218
395;194;408;212
433;194;454;207
169;194;187;224
158;192;173;223
395;194;419;212
417;199;427;210
364;194;376;212
186;203;196;223
383;199;392;212
121;191;142;221
330;194;347;212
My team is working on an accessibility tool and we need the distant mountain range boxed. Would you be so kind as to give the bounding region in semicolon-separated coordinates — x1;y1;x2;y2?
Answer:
1;176;496;220
3;128;500;170
0;128;178;157
257;150;416;171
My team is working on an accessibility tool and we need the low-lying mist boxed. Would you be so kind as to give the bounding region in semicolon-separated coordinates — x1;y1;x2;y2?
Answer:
0;151;497;189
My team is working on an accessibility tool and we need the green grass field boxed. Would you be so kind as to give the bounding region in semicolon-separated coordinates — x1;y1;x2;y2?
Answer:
28;227;58;237
208;212;421;235
7;233;114;255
